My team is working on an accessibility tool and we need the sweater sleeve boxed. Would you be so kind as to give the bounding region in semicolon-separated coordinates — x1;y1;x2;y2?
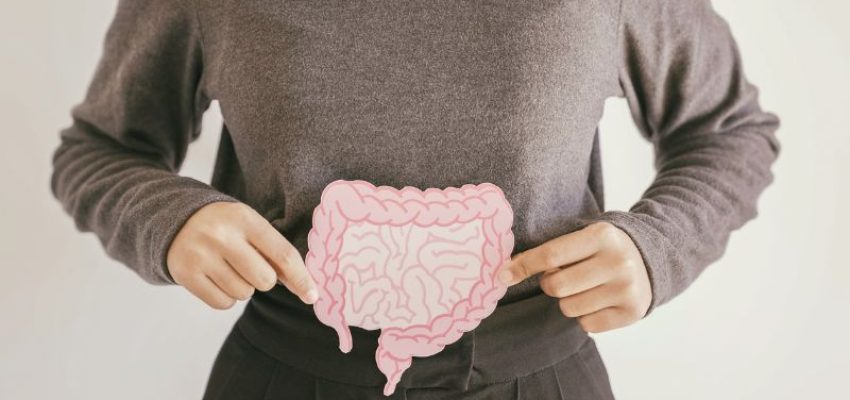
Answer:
50;0;239;285
589;0;781;314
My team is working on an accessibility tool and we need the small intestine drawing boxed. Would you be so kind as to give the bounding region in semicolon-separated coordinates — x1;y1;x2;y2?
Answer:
305;179;515;396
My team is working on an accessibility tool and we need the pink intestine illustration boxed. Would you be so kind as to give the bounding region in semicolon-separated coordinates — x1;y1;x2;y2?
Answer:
305;179;515;396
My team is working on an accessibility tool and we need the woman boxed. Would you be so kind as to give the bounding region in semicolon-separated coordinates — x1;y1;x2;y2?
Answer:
50;0;780;398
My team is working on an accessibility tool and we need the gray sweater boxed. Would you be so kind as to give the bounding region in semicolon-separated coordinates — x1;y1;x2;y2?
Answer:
50;0;780;388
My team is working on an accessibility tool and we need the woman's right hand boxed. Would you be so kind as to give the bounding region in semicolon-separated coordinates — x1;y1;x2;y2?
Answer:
166;201;319;309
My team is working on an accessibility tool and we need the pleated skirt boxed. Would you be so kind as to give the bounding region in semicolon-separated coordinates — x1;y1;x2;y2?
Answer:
202;325;616;400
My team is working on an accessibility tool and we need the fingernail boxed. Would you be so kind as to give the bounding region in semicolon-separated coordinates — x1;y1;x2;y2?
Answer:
291;256;307;270
303;288;319;304
497;268;514;285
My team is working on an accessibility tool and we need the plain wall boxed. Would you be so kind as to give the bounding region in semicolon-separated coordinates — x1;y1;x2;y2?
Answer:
1;1;848;399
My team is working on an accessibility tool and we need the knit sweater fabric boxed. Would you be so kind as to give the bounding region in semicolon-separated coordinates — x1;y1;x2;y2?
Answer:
51;0;780;389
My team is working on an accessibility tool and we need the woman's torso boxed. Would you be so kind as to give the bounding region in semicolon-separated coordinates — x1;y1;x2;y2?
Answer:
195;0;623;391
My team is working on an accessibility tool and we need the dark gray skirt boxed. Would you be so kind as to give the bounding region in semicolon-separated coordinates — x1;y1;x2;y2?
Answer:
202;325;615;400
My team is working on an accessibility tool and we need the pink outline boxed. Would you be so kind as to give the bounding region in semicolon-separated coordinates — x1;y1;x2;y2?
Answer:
305;179;515;395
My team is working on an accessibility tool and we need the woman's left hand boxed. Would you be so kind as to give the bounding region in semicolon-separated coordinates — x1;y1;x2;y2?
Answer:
497;221;652;333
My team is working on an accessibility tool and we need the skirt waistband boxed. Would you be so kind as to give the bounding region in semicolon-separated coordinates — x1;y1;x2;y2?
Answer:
235;288;589;392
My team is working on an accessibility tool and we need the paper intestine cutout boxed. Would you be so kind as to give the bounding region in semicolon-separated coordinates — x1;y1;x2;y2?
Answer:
305;179;515;395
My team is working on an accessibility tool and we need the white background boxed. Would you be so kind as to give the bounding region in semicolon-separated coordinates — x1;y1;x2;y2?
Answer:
2;1;848;399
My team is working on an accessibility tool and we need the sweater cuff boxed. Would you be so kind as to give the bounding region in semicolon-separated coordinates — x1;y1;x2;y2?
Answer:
579;210;672;316
143;181;241;285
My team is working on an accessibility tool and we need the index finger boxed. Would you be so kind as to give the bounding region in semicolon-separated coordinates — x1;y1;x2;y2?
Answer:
497;225;603;286
244;215;319;304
